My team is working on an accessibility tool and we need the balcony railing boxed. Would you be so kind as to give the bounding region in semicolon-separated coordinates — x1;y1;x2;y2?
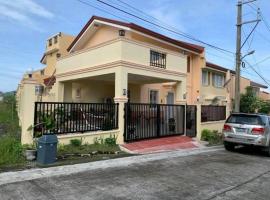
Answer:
34;102;119;137
150;50;166;69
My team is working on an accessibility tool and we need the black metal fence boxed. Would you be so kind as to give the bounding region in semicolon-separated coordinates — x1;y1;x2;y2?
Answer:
186;105;197;137
34;102;119;137
124;103;185;142
201;105;226;122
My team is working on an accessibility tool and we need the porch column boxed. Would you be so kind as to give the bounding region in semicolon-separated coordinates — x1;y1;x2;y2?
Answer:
55;81;64;102
114;69;128;144
175;79;187;104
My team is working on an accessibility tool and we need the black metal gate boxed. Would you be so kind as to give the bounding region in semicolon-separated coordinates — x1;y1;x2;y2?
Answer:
186;105;197;137
124;103;185;142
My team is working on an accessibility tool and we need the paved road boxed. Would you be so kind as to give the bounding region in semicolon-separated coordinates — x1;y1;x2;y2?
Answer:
1;147;270;200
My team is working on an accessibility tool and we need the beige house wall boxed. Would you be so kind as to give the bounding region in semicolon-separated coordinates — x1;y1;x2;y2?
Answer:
200;67;229;105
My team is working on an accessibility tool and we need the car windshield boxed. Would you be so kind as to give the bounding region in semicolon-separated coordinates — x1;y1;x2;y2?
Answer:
227;114;264;125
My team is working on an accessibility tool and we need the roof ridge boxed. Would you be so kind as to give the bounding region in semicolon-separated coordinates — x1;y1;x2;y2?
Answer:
67;15;204;53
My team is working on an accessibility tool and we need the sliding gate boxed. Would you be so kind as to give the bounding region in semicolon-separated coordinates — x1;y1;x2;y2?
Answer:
124;103;185;142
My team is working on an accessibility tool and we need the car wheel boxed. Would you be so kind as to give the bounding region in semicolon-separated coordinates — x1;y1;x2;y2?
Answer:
224;141;235;151
265;145;270;157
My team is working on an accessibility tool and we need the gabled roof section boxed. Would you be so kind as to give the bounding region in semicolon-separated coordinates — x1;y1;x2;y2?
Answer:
67;15;205;54
206;62;235;74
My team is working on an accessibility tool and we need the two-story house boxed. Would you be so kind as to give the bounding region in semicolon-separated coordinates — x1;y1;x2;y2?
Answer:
19;16;206;145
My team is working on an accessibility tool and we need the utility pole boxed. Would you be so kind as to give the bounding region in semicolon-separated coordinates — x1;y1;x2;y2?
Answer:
234;0;242;112
234;0;260;112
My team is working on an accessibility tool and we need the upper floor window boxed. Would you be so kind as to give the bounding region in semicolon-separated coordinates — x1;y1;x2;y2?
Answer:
202;70;209;86
54;36;58;44
150;50;166;69
212;73;225;88
48;39;52;46
40;69;44;75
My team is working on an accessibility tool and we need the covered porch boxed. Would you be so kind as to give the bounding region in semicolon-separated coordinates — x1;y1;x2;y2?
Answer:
35;65;187;145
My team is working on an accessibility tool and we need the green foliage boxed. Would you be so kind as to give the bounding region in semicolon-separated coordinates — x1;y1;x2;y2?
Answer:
94;135;117;146
0;94;20;138
58;142;120;155
70;139;82;147
240;86;259;113
104;134;117;146
201;129;222;145
258;100;270;114
0;135;25;167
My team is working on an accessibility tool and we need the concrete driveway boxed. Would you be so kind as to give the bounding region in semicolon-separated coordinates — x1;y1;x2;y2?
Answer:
1;147;270;200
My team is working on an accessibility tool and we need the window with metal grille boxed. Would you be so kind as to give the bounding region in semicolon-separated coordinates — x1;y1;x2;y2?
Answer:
150;50;166;69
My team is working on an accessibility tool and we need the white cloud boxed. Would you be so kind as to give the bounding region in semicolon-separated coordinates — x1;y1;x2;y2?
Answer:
0;0;53;31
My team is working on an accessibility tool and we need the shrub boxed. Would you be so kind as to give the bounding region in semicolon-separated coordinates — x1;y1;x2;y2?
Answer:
70;139;82;147
201;129;222;145
104;135;117;146
0;135;25;167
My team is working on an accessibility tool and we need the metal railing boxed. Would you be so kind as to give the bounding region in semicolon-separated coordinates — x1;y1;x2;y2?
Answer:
34;102;119;137
201;105;226;122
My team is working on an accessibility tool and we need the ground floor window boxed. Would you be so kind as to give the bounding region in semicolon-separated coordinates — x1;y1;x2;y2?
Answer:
149;90;159;104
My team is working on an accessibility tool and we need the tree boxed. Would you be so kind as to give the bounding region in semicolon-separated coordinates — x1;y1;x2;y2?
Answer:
240;86;259;113
258;100;270;114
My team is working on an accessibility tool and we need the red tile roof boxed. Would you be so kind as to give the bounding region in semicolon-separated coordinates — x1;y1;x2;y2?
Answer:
67;16;204;53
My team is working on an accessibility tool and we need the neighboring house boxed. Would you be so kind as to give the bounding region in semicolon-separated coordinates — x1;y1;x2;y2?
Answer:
17;32;74;129
228;73;268;109
259;91;270;100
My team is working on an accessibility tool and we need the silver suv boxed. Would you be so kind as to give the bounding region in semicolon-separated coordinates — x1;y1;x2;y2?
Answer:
223;113;270;155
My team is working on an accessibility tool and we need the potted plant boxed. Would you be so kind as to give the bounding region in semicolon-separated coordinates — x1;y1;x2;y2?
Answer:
27;112;58;164
24;143;37;161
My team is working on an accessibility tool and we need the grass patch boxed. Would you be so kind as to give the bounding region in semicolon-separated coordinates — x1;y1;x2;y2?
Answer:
58;143;121;156
201;129;223;146
0;135;25;169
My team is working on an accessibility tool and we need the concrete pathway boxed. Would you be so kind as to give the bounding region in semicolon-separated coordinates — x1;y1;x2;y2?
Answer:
121;136;201;154
0;147;220;186
1;146;270;200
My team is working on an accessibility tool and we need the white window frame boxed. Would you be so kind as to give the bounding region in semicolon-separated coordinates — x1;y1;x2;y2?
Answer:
212;73;225;88
202;70;209;86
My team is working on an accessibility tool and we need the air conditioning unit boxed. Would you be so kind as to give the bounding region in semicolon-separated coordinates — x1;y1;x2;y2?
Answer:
35;85;44;96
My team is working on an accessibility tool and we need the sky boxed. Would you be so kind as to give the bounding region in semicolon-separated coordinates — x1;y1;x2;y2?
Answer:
0;0;270;92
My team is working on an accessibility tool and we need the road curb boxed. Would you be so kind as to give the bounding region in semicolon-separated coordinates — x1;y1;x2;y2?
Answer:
0;146;223;186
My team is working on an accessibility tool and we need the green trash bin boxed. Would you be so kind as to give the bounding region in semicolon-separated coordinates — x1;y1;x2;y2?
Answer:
37;134;58;165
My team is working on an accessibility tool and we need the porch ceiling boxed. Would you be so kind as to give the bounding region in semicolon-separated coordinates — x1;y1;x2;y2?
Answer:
62;73;175;85
128;74;175;84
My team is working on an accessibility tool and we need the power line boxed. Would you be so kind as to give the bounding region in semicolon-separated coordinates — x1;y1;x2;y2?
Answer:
75;0;130;22
244;60;270;87
95;0;234;55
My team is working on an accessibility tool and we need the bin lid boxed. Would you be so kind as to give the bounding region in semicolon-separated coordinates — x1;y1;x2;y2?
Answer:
38;134;58;144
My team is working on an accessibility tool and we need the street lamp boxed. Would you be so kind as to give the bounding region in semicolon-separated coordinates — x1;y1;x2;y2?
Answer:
241;50;255;60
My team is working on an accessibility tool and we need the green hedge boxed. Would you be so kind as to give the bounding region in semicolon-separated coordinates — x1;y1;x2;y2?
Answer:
201;129;222;145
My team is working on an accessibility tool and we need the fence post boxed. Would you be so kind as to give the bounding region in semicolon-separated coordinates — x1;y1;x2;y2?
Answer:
196;104;202;140
157;104;161;137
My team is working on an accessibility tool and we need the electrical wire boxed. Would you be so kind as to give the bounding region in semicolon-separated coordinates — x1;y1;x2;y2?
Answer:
95;0;234;55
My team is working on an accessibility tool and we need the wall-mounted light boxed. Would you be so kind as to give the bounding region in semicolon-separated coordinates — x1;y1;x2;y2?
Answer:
119;29;125;36
123;89;127;96
183;93;187;100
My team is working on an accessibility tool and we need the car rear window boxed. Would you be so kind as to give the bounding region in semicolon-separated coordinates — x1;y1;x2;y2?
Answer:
226;114;265;125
